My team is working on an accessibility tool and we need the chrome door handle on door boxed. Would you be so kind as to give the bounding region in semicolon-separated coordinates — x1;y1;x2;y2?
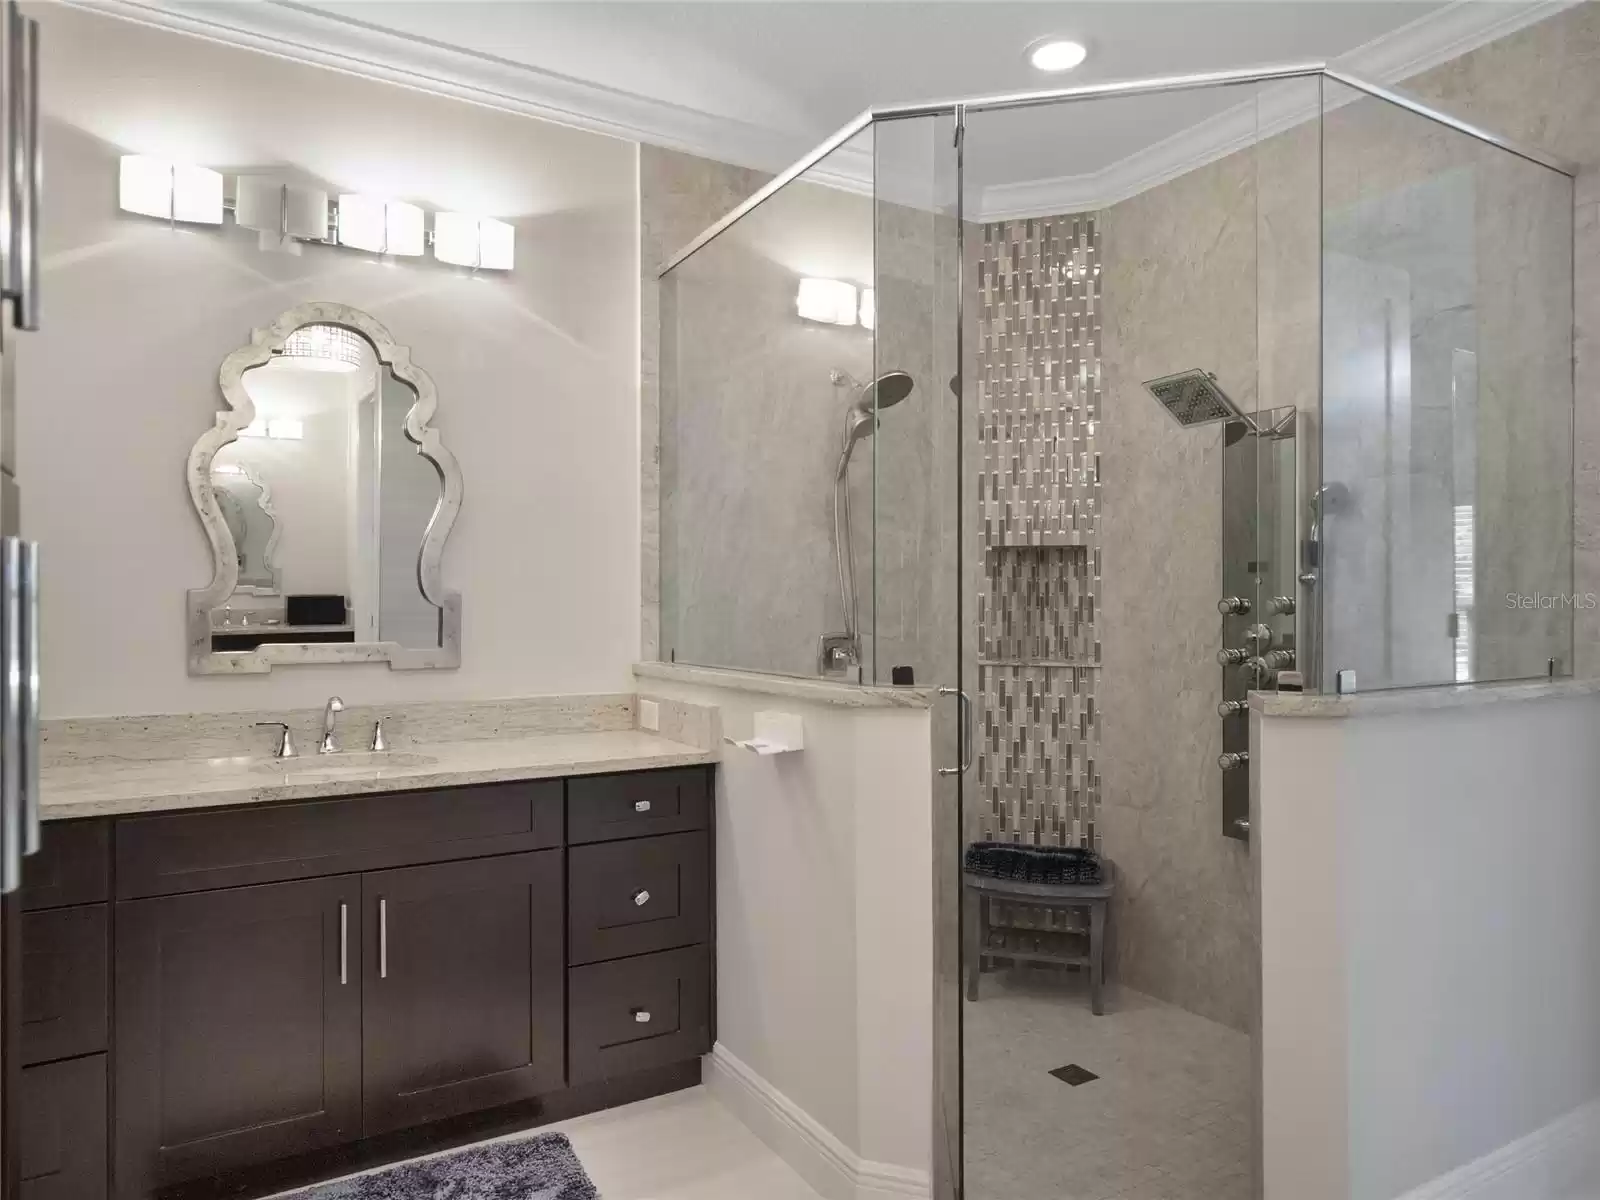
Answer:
0;538;20;893
12;8;37;331
20;540;37;855
378;897;388;979
937;687;973;777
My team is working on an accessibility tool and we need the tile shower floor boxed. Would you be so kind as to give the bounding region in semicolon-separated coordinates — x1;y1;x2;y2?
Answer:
965;970;1253;1200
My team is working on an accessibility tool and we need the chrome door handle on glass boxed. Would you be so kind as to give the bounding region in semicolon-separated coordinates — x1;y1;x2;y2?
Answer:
1;538;21;894
20;539;37;855
937;686;973;776
12;7;37;331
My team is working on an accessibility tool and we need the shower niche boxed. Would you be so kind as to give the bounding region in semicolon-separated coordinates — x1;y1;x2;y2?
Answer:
1219;404;1298;840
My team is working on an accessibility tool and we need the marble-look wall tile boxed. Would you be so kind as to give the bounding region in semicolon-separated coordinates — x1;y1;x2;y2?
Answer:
1099;149;1259;1033
42;693;637;768
640;146;772;664
1577;184;1600;674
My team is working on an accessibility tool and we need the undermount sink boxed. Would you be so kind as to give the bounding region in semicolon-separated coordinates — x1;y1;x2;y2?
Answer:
252;751;437;776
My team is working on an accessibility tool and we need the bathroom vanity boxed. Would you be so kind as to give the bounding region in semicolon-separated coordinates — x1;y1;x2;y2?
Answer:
19;751;716;1200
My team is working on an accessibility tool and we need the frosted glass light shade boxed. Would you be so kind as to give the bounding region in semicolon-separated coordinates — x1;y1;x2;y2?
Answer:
337;194;387;253
796;278;857;326
858;288;876;331
478;218;515;270
119;156;223;224
386;201;425;256
433;212;516;270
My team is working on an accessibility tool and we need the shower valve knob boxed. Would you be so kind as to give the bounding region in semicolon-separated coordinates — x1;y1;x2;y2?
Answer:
1217;647;1252;666
1217;699;1249;718
1217;596;1252;615
1268;595;1296;615
1218;751;1250;771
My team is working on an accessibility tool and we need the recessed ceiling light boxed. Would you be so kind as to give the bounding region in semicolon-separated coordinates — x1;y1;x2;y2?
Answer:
1028;39;1088;73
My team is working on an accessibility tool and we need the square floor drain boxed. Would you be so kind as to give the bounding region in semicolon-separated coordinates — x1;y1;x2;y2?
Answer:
1049;1063;1099;1086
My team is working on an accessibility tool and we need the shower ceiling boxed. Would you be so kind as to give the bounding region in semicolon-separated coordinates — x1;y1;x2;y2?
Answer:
131;0;1556;199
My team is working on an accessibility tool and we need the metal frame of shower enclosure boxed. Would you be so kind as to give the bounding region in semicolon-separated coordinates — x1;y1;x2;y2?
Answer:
656;61;1576;1200
658;61;1576;276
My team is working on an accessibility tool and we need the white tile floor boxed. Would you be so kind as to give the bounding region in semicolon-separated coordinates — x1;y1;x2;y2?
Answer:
964;969;1253;1200
270;1087;825;1200
549;1086;823;1200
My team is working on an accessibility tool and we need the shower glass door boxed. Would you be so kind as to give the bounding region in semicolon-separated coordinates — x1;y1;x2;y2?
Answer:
945;77;1321;1200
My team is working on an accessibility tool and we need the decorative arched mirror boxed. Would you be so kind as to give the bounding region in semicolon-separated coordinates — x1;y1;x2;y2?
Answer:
187;302;462;674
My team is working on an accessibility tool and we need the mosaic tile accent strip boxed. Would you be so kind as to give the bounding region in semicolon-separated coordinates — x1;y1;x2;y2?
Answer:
976;214;1103;852
977;215;1102;547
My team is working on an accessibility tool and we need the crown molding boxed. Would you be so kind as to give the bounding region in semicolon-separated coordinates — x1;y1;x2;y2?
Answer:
60;0;821;175
976;0;1583;221
65;0;1580;222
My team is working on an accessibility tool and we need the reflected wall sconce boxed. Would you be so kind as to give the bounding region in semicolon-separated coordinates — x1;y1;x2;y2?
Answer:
239;417;305;440
796;278;874;330
118;156;224;224
115;156;515;272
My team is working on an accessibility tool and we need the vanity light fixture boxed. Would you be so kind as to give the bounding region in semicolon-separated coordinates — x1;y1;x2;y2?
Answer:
338;195;425;256
1027;38;1088;72
432;213;516;270
118;156;224;224
796;278;858;326
235;176;331;251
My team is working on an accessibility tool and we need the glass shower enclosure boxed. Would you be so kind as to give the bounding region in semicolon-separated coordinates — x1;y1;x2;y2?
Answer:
656;62;1575;1200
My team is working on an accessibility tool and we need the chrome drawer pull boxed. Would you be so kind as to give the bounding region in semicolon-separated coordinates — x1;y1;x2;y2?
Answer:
632;1008;652;1024
634;800;651;813
633;889;650;907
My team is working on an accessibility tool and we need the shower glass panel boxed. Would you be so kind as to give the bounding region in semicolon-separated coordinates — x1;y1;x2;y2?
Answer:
658;127;880;680
1319;80;1575;690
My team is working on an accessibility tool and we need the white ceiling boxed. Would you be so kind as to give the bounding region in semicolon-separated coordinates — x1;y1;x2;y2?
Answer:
91;0;1573;213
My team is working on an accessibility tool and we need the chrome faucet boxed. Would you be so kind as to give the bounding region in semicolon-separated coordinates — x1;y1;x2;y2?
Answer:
255;721;297;758
320;696;345;755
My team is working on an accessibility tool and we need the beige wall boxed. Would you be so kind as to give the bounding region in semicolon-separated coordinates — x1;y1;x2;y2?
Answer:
24;5;641;716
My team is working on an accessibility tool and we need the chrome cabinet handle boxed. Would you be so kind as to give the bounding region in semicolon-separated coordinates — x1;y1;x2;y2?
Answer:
338;902;349;985
632;1008;652;1024
634;799;651;813
20;539;37;855
633;888;650;907
12;10;35;331
0;1;13;329
378;897;388;979
936;687;973;776
0;538;20;893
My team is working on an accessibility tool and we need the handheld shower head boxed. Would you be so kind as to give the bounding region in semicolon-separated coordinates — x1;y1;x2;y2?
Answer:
835;370;917;477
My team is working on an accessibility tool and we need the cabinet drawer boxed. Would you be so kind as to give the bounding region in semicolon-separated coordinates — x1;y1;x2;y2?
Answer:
22;905;109;1066
569;832;709;965
22;821;110;911
21;1054;108;1200
568;946;711;1085
115;781;564;898
567;768;709;845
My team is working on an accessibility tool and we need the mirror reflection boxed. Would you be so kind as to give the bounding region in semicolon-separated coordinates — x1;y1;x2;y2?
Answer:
197;313;456;665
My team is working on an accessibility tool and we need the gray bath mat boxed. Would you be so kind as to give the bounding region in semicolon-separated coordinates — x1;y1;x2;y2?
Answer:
289;1133;599;1200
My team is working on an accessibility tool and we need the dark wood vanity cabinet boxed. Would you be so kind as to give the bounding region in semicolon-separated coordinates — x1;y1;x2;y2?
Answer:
21;764;714;1200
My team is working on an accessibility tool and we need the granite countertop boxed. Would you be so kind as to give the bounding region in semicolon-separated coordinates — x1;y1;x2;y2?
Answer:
41;728;717;821
1251;675;1600;718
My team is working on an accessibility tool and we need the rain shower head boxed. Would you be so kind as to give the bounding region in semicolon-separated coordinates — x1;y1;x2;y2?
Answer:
1143;369;1248;428
852;370;915;414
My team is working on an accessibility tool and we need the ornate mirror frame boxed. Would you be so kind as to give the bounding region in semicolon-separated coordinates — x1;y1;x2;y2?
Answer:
187;301;463;674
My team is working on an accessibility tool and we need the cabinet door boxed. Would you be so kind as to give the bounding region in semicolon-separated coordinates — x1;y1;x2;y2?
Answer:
20;1055;108;1200
361;851;564;1136
114;877;361;1200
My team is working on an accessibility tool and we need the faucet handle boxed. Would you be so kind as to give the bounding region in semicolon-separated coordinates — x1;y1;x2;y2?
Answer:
370;720;387;752
254;721;297;758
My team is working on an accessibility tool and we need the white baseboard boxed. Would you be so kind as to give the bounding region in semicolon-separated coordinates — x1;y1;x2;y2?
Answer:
1396;1099;1600;1200
704;1043;931;1200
